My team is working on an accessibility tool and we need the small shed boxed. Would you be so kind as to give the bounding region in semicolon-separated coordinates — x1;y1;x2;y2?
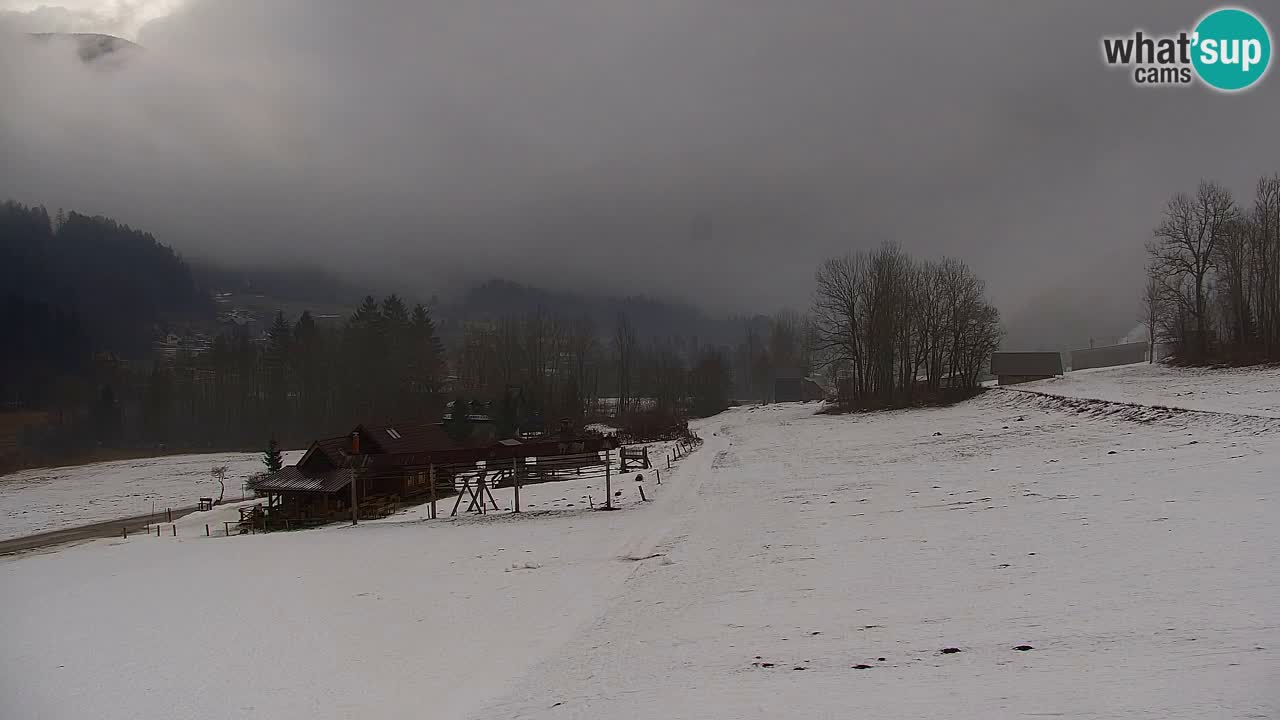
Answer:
990;351;1064;386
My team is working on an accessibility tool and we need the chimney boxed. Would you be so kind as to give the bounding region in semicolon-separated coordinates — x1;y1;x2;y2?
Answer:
350;431;360;455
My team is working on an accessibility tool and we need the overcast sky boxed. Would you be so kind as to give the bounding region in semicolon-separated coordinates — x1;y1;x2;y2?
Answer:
2;1;1278;345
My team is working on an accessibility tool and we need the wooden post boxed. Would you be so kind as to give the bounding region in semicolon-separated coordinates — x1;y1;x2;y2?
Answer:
512;458;520;513
224;521;232;536
172;524;176;537
429;464;437;520
639;486;647;502
656;469;661;485
156;525;160;537
450;475;472;516
167;508;172;523
122;527;127;539
482;473;500;512
605;450;613;509
350;475;358;526
206;524;210;537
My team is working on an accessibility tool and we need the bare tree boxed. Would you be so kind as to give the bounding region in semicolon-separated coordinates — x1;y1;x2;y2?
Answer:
1140;268;1164;363
1249;175;1280;353
769;308;803;371
812;243;999;409
613;312;637;417
1148;181;1238;358
211;465;229;504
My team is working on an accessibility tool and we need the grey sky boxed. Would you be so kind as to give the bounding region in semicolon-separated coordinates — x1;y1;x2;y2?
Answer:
2;1;1277;347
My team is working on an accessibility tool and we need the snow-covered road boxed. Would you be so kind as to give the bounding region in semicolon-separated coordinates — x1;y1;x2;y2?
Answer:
2;377;1277;719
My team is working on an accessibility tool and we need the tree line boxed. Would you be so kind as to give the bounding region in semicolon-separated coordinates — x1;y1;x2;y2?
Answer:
452;308;733;430
1143;175;1280;363
811;242;1002;409
0;201;208;362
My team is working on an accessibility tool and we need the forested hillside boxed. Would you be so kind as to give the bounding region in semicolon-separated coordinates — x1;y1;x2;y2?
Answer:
1;201;210;407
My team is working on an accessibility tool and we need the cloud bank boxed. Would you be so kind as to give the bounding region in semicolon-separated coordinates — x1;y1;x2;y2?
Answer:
2;1;1277;346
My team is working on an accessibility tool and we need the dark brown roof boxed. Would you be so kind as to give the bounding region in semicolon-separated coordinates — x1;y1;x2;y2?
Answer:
298;420;462;470
247;466;357;493
357;420;458;455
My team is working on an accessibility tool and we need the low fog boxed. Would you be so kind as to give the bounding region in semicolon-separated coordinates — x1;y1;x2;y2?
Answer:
2;1;1278;346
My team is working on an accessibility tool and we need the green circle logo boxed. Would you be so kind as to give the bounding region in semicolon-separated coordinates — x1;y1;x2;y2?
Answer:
1192;8;1272;91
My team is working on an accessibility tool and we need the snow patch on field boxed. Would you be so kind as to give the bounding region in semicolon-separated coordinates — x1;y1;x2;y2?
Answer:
0;449;303;541
1020;362;1280;418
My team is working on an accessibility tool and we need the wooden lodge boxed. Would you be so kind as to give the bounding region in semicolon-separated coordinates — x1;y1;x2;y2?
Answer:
246;419;619;529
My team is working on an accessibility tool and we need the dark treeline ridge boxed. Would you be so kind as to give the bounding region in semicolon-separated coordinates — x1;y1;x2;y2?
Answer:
2;201;209;407
0;201;742;470
2;200;1006;472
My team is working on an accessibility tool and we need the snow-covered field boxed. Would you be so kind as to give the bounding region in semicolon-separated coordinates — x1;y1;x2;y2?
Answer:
1019;361;1280;417
2;369;1278;719
0;449;303;541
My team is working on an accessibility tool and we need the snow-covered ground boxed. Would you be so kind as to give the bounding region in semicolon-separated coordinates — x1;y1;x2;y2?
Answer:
0;449;303;541
2;375;1278;719
1018;362;1280;418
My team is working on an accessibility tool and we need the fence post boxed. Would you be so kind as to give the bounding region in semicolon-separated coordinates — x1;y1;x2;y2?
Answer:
122;526;127;539
167;508;172;523
656;469;661;485
605;450;613;509
429;464;437;520
512;458;520;513
172;524;176;537
639;486;648;502
156;525;160;537
206;524;210;537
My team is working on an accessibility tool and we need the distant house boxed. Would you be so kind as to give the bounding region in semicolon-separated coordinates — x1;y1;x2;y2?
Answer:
990;351;1064;386
771;368;828;403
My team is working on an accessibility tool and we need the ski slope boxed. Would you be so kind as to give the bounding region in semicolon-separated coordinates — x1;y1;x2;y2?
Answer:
2;370;1277;719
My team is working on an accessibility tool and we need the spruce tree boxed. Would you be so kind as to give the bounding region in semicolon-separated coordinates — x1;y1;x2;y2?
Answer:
264;436;284;472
